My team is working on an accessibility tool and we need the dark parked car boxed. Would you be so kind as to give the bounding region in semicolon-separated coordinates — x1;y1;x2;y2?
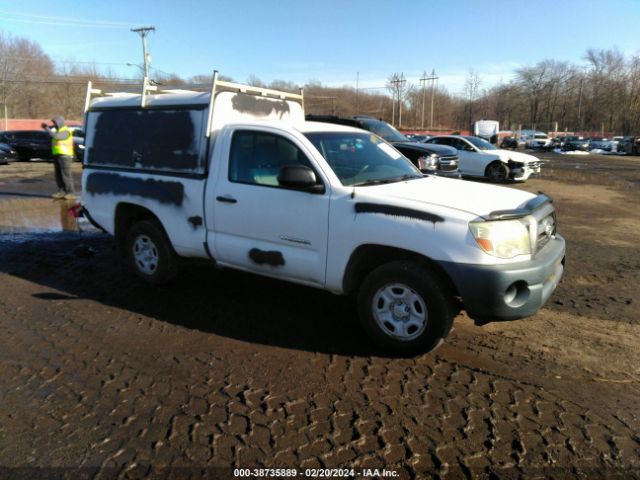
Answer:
499;136;518;149
305;115;460;177
617;136;640;155
562;136;590;152
0;142;18;165
0;130;52;161
405;133;430;143
588;137;614;152
550;136;567;150
70;127;85;161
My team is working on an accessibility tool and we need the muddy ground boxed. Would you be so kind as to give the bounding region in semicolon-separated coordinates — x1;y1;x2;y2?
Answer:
0;153;638;479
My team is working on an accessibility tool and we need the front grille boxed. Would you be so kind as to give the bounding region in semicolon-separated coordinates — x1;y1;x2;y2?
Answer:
438;155;459;171
536;212;556;251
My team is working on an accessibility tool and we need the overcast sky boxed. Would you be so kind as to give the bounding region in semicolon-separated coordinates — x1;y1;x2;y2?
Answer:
1;0;639;95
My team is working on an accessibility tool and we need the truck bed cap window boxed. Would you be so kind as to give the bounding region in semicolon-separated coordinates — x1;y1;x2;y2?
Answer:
85;108;205;174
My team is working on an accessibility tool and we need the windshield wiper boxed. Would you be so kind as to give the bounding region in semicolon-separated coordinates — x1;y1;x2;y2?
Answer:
352;174;421;187
352;179;396;186
393;174;422;182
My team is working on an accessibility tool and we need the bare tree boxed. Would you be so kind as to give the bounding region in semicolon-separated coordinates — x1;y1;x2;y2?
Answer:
0;33;55;119
461;70;482;128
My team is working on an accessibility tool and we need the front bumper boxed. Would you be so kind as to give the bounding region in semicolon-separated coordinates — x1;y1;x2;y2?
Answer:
429;169;461;179
511;166;541;181
564;144;589;151
438;235;565;322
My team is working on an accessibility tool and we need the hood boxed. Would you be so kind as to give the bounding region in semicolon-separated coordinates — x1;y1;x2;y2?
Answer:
354;176;535;219
52;115;65;128
392;141;457;156
493;149;539;164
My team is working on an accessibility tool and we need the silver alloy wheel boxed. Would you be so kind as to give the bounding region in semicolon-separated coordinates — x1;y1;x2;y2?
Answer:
371;283;428;341
132;234;159;276
487;162;507;181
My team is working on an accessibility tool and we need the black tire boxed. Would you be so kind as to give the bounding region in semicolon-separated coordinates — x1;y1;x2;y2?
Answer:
125;220;178;285
357;261;453;355
485;161;509;183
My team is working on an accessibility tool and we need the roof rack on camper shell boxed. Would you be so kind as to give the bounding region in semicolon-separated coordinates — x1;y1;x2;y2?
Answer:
84;71;305;137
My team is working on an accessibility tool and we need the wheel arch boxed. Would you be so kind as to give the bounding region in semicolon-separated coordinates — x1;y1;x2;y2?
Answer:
342;244;459;298
114;203;165;260
484;159;510;180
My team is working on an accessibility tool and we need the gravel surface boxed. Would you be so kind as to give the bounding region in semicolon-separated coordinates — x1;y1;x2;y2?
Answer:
0;154;638;479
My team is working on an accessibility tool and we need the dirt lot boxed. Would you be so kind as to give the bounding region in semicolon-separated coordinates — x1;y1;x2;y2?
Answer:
0;153;639;479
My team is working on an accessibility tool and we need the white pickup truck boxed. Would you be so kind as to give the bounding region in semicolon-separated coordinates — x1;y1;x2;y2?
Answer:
81;74;565;355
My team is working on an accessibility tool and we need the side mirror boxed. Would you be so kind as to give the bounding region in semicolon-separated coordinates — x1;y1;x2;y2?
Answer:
278;165;324;193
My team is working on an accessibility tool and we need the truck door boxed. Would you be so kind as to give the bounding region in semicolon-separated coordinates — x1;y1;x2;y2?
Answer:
206;127;330;286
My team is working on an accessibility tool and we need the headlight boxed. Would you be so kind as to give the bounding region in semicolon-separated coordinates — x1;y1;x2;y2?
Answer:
418;154;438;170
469;219;532;258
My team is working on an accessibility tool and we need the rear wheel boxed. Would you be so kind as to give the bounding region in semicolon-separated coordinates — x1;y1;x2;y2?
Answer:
357;261;453;355
485;161;509;183
126;220;178;284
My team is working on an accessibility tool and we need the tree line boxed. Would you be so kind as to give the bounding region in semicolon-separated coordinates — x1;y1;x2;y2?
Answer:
1;32;639;135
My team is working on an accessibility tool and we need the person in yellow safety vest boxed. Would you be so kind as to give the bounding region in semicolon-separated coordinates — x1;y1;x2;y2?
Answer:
42;115;76;199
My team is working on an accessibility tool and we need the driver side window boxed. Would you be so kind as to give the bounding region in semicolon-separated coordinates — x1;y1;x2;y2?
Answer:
229;130;313;187
452;139;469;150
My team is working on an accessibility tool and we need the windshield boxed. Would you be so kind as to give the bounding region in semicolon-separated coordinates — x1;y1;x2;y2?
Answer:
534;134;548;139
357;118;408;142
465;136;497;150
304;132;422;186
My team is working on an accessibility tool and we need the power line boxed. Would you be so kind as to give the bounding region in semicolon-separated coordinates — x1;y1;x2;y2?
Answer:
1;56;135;68
1;76;141;85
2;56;174;78
0;9;131;29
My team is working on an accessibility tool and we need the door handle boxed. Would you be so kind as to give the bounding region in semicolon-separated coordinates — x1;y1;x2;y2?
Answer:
216;196;237;204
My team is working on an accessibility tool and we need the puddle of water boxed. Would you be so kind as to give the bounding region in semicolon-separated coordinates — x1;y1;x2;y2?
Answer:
0;197;85;235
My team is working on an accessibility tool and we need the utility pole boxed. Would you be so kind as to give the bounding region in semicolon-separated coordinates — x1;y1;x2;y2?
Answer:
577;77;583;131
429;69;438;129
419;71;427;129
389;73;406;127
391;95;396;126
420;70;438;130
131;26;156;78
355;72;359;113
1;60;8;129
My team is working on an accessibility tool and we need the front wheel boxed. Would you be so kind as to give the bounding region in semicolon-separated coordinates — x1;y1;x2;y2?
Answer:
126;220;178;285
485;161;510;183
357;261;453;355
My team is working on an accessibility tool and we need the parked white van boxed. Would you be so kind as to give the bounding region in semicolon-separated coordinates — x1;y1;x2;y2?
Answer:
80;73;565;355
